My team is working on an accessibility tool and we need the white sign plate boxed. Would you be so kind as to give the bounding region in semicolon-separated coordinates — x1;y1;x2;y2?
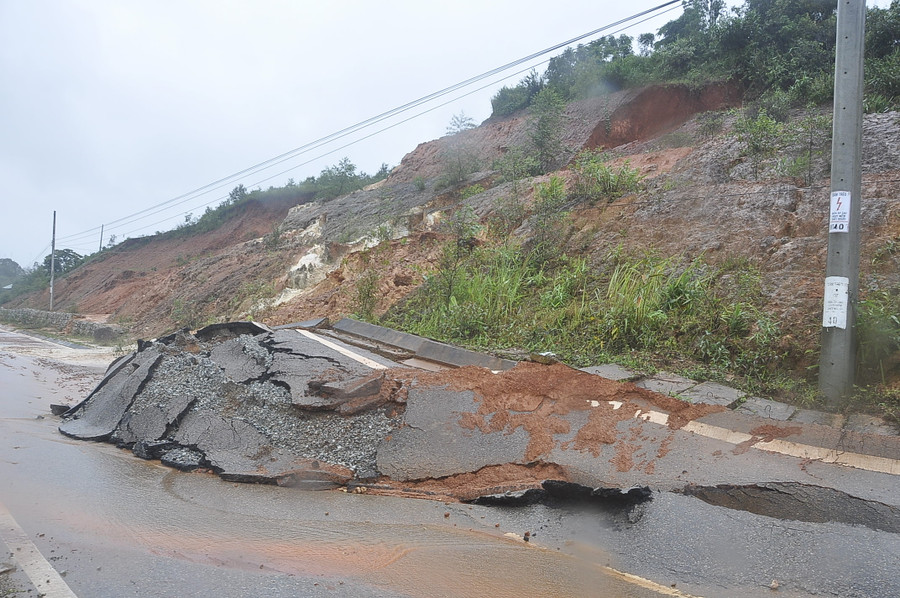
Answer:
822;276;849;329
829;191;850;233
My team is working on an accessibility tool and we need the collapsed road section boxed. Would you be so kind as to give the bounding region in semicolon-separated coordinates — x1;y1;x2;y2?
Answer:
60;322;403;487
57;320;899;522
57;321;730;500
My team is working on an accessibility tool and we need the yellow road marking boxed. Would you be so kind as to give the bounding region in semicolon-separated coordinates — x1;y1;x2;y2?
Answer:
599;565;704;597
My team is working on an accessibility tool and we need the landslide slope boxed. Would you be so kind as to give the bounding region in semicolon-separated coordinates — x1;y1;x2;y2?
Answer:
10;84;900;389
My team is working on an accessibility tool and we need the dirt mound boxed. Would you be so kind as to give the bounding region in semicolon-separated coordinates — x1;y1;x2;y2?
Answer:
587;82;743;149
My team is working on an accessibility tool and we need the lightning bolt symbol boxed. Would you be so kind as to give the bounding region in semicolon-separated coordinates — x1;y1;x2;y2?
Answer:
836;198;843;211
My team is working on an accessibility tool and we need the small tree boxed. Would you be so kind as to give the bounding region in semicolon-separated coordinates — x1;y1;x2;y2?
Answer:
316;157;362;200
43;249;83;276
446;111;476;135
435;207;481;304
638;33;656;56
735;110;783;179
527;88;567;173
442;113;479;186
228;184;248;205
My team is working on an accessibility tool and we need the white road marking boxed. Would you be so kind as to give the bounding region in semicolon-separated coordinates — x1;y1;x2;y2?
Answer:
599;565;704;597
0;501;78;598
295;329;388;370
607;402;900;475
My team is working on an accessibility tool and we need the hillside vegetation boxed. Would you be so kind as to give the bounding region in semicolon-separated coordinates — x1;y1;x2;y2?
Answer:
492;0;900;118
4;0;900;419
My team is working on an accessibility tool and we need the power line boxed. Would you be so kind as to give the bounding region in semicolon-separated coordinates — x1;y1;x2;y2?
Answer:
56;1;681;245
108;6;685;242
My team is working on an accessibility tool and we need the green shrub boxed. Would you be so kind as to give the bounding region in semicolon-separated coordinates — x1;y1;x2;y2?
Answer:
493;147;541;186
353;269;380;321
491;85;531;118
857;288;900;384
527;88;568;173
486;194;526;239
460;184;486;200
569;149;643;202
529;176;569;264
697;111;725;139
735;109;783;179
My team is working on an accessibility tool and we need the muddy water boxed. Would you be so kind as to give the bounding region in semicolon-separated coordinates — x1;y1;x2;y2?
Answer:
0;337;658;597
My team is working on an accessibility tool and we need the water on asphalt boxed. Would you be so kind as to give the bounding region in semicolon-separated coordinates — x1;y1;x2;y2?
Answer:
0;341;666;598
2;329;899;597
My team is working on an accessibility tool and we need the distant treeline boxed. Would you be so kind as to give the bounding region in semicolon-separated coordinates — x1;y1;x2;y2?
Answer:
168;156;391;239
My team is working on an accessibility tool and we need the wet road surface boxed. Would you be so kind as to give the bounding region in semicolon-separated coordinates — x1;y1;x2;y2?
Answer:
0;331;676;597
1;327;898;597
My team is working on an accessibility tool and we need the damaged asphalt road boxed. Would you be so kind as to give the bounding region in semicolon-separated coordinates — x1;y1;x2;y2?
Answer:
58;321;900;523
60;323;402;488
56;320;678;501
5;320;896;596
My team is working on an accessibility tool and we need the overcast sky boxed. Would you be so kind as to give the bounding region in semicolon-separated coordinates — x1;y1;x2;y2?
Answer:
1;0;885;268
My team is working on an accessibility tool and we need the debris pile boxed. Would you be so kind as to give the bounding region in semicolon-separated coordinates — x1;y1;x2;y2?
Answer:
60;322;405;488
59;321;726;501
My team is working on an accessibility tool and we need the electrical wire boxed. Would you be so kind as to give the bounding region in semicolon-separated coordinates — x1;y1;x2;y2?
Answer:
54;1;682;246
107;5;686;241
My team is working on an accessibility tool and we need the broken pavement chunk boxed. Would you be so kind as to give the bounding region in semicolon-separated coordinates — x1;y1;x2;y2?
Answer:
300;372;385;411
59;347;163;441
195;321;272;342
49;404;70;416
133;439;178;460
210;336;269;383
160;446;205;471
276;460;354;490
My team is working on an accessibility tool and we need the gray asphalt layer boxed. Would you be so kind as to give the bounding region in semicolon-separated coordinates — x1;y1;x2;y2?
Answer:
3;324;900;597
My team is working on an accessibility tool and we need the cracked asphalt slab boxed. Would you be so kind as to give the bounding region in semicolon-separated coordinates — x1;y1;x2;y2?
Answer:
55;322;900;518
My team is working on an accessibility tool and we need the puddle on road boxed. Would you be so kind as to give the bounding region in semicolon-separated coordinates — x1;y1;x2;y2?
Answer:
152;474;644;596
20;461;649;598
682;482;900;533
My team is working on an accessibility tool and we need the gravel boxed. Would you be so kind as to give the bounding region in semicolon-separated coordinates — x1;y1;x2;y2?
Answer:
106;330;402;477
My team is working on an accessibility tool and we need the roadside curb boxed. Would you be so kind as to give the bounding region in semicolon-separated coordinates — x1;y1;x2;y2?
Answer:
278;319;900;460
330;318;517;371
621;368;899;438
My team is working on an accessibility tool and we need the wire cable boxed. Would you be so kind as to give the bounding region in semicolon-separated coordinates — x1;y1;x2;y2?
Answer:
112;6;686;241
55;1;682;245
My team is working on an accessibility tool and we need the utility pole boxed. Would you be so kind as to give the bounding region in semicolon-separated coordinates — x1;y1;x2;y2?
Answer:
50;211;56;311
99;224;104;253
819;0;866;406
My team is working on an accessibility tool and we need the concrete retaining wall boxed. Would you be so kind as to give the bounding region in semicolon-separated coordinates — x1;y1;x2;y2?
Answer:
0;307;123;343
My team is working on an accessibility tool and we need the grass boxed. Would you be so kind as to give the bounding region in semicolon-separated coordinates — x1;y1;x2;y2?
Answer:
371;231;900;420
569;149;644;203
383;237;791;397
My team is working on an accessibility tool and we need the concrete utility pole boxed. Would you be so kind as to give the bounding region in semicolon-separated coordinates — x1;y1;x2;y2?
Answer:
820;0;866;406
49;211;56;311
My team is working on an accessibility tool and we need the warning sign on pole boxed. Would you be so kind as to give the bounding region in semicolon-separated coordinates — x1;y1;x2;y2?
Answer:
823;276;850;329
829;191;851;233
